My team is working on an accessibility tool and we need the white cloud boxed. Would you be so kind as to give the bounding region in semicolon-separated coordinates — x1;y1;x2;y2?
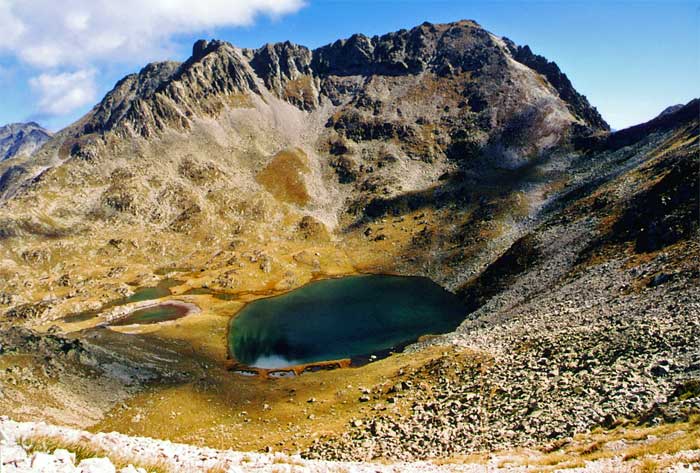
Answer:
64;11;90;32
29;69;97;116
0;0;305;117
0;0;306;68
0;2;24;48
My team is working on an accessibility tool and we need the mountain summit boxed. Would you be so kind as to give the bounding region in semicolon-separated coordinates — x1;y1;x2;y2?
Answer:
81;20;607;143
0;122;52;161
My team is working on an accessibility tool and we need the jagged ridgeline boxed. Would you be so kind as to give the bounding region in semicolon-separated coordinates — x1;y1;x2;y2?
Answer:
80;20;607;137
0;20;607;238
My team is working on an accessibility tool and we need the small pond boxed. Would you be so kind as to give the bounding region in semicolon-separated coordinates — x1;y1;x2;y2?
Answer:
228;275;466;369
111;302;192;326
122;282;177;304
64;279;183;323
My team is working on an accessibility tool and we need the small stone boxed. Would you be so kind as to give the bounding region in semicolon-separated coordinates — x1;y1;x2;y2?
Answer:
651;364;670;377
78;457;116;473
54;449;76;465
648;273;672;287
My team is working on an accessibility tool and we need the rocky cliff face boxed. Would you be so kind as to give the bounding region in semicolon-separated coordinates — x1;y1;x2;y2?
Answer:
0;122;52;161
76;20;606;144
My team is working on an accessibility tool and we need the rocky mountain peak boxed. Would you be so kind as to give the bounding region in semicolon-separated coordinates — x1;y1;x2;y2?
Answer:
189;39;234;65
249;41;315;109
309;20;496;77
83;39;259;136
0;122;52;161
76;20;608;141
657;103;684;118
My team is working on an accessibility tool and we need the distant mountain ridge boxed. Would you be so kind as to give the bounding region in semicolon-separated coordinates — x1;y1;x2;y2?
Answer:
0;122;52;161
657;103;684;118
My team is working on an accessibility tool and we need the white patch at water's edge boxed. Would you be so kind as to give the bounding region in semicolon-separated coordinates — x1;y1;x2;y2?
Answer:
252;355;298;369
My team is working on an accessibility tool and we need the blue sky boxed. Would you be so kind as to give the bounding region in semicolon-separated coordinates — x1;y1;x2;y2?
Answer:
0;0;697;131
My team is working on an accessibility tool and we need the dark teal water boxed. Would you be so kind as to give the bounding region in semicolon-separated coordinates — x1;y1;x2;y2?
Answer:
111;302;191;326
228;275;466;369
120;286;170;304
63;279;183;323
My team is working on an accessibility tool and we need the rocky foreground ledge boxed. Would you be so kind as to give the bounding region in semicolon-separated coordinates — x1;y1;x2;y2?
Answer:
1;417;459;473
1;418;699;472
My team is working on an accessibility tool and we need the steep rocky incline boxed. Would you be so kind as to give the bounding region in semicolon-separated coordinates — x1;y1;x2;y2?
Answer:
305;101;700;461
503;41;609;131
0;122;52;161
0;122;53;200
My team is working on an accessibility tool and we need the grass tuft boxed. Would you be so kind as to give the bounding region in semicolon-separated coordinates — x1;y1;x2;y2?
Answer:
637;458;660;473
497;416;700;471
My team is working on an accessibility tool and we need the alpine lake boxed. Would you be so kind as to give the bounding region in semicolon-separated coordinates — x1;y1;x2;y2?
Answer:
227;275;466;375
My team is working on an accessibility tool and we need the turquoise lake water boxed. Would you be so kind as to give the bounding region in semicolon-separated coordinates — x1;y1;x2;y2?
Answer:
228;275;466;369
63;279;182;323
111;302;191;326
